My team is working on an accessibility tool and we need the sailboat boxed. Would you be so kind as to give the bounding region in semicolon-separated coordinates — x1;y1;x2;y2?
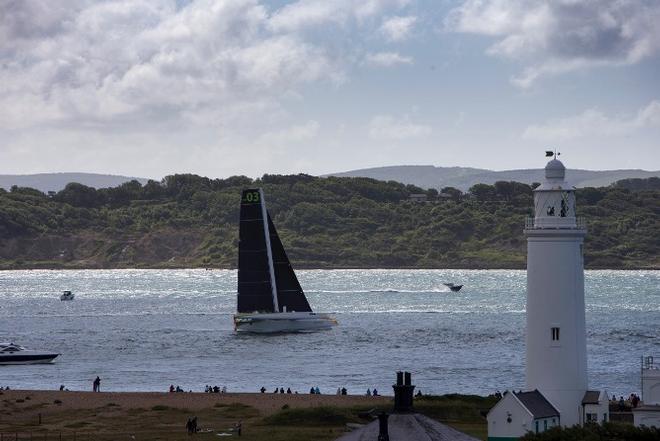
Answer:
233;188;337;333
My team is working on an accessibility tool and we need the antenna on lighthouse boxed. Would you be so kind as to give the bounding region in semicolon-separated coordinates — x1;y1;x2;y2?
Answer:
545;150;560;159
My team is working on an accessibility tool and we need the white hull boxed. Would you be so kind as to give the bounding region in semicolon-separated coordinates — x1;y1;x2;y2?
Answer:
234;312;336;333
0;356;58;365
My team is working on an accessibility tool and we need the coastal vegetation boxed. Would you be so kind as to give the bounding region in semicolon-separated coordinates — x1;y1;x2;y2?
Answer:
520;421;660;441
0;174;658;269
0;390;492;440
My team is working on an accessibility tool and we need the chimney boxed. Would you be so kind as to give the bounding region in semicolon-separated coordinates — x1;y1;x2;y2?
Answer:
392;371;415;413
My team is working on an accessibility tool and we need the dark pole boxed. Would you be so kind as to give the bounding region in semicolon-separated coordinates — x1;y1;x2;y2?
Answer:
377;412;389;441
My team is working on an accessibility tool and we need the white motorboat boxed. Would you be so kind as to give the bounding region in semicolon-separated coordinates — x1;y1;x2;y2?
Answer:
60;290;74;301
233;188;337;333
0;342;59;365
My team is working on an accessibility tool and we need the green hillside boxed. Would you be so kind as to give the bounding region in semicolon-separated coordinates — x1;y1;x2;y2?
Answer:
0;174;657;269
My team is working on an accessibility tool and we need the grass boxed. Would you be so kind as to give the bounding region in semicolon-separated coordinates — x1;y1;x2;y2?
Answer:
0;394;492;441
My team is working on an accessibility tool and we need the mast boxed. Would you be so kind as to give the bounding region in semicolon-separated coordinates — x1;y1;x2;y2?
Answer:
259;188;279;312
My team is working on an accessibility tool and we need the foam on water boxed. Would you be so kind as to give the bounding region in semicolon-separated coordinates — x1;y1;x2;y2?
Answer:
0;269;658;396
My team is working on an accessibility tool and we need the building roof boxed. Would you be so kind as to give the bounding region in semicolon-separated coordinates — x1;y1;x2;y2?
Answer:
582;390;601;405
514;390;560;419
334;413;480;441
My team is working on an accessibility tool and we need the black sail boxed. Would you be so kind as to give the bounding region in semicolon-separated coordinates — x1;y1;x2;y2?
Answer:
267;213;312;313
237;189;276;313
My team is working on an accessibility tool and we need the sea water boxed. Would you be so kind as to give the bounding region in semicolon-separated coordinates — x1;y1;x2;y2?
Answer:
0;269;658;396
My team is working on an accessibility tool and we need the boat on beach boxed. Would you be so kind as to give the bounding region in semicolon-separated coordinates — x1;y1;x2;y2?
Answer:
233;188;336;333
0;343;59;365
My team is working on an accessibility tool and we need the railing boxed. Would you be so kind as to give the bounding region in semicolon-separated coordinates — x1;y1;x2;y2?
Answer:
525;217;586;229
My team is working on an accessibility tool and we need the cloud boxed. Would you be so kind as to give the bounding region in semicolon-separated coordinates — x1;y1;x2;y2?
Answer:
445;0;660;87
0;0;413;132
257;120;320;145
268;0;410;32
368;114;431;139
380;15;416;41
522;100;660;140
365;51;413;66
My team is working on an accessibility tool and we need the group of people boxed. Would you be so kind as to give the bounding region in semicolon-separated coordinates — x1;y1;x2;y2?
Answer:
185;416;198;434
364;388;380;396
258;386;390;396
263;387;296;394
611;393;641;410
204;385;226;393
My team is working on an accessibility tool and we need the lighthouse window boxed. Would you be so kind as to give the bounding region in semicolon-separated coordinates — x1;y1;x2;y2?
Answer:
551;327;560;341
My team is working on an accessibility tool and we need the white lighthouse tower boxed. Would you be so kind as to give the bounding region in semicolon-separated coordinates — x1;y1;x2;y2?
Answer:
524;156;587;427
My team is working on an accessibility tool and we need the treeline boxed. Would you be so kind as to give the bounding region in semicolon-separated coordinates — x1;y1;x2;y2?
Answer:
0;174;658;269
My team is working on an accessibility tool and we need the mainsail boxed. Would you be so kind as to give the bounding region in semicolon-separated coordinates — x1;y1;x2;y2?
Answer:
267;213;312;312
237;188;312;314
237;189;276;313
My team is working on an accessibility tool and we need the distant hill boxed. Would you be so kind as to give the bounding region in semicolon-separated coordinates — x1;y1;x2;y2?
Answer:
0;174;658;270
0;173;150;192
327;166;660;191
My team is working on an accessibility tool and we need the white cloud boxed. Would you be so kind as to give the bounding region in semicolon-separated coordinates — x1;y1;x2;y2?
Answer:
257;120;320;145
2;0;416;131
380;15;416;41
268;0;410;32
368;114;431;139
522;100;660;141
446;0;660;87
365;51;413;66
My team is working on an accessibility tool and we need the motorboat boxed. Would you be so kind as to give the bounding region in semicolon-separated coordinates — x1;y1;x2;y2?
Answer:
233;188;337;333
60;290;74;301
444;283;463;292
0;342;59;365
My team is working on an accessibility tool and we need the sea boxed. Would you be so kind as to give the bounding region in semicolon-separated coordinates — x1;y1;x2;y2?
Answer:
0;269;658;396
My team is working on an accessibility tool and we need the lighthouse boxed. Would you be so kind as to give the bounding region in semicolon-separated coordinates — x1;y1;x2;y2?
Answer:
524;156;587;427
487;156;609;440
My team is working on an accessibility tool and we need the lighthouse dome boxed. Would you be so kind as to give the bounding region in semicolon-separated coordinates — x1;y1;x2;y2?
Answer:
545;159;565;180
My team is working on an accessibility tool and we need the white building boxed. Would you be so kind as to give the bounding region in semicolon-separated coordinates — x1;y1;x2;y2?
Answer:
525;158;588;427
487;390;560;440
488;156;606;440
581;390;609;424
633;356;660;428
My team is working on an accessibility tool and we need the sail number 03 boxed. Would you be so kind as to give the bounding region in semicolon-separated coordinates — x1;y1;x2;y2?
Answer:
244;191;260;203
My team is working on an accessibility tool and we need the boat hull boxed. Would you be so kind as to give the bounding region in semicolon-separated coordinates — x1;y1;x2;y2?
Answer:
234;312;336;333
0;353;59;365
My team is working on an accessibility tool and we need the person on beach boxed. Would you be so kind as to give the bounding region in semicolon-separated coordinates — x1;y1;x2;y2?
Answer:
373;388;378;396
336;387;341;395
279;387;284;394
366;389;371;396
286;387;292;394
260;386;266;393
186;418;193;434
192;416;198;433
310;387;315;394
93;376;101;392
315;386;321;394
341;387;347;395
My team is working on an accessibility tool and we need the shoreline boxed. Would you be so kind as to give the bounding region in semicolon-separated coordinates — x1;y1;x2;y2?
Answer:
1;266;657;271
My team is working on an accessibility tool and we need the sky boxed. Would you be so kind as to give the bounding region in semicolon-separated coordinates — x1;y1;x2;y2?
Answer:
1;0;659;180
